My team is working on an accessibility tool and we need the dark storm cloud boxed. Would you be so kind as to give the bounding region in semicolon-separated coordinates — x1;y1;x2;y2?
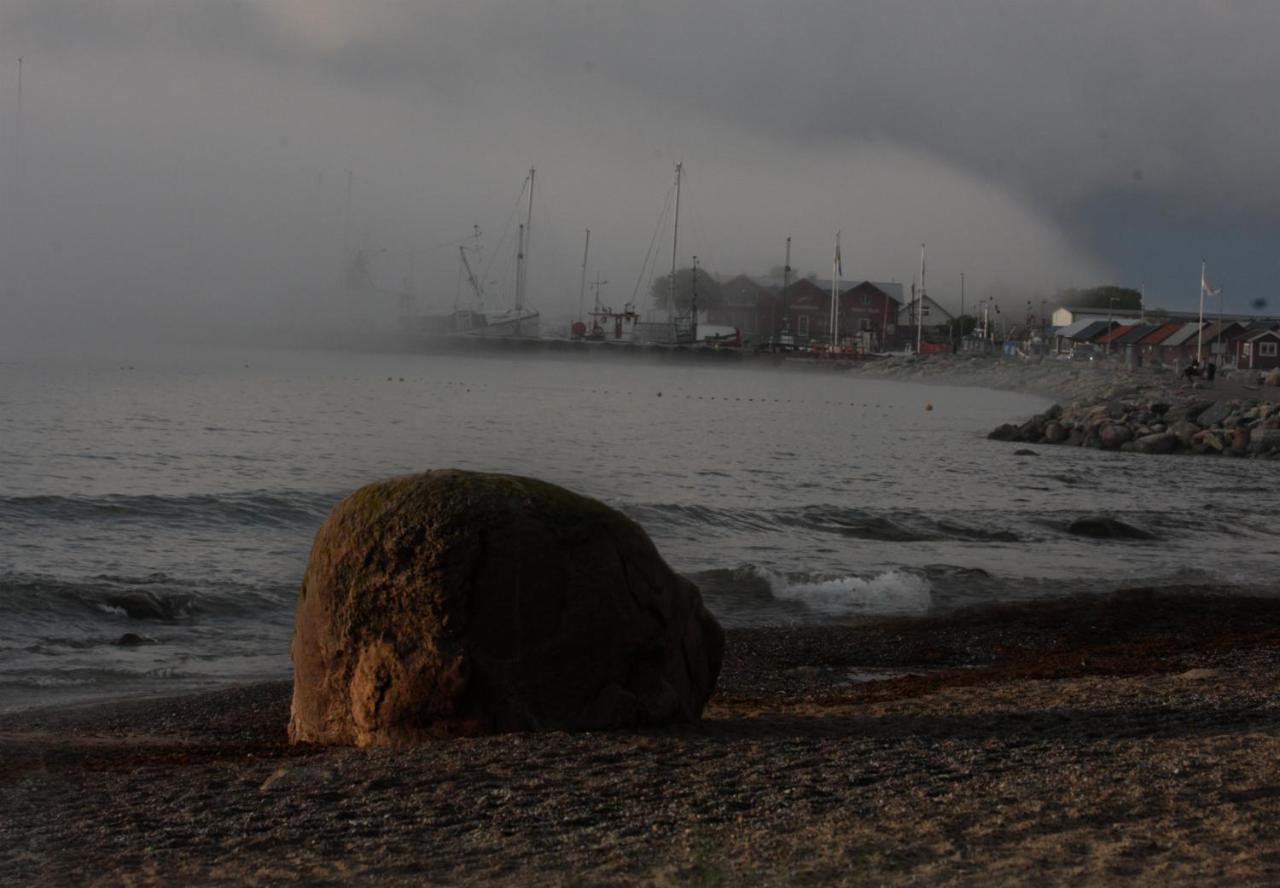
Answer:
2;0;1277;339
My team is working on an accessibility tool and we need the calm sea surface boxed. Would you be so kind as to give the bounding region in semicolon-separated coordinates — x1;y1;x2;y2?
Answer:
3;344;1278;711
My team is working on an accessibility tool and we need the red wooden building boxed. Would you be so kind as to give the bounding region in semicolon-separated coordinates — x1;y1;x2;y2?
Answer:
774;279;901;350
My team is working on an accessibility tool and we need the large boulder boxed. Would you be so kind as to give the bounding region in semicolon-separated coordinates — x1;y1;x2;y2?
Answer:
1099;423;1132;450
1251;428;1280;454
289;470;724;746
1170;420;1202;447
1134;432;1179;455
1195;400;1234;429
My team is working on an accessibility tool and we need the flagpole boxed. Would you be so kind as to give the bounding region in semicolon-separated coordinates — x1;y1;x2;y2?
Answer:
1198;259;1206;362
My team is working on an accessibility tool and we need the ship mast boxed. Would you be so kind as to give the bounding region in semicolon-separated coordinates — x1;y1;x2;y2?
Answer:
515;167;535;313
578;228;590;323
668;162;682;323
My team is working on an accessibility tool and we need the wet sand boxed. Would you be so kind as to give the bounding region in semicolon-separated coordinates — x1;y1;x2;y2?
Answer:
5;589;1280;885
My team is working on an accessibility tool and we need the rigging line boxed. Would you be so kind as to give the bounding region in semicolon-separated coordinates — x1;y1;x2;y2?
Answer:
678;175;716;272
480;174;530;292
631;180;677;305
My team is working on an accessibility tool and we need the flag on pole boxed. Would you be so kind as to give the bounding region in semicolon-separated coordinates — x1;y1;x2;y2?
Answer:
1201;267;1221;298
835;234;843;277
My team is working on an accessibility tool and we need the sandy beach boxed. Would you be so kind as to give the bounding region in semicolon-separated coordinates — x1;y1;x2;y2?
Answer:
5;590;1280;885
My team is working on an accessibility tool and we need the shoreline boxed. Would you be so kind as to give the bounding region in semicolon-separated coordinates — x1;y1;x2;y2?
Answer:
7;589;1280;884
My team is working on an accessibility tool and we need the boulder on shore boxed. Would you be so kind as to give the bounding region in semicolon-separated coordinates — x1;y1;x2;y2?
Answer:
289;470;725;746
1099;424;1132;450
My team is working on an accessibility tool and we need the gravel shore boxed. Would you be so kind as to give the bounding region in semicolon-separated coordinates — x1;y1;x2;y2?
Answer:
5;590;1280;885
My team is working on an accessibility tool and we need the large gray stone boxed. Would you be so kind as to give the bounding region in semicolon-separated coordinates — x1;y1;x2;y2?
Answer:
1251;428;1280;453
1195;400;1235;429
1099;424;1133;450
1135;432;1179;455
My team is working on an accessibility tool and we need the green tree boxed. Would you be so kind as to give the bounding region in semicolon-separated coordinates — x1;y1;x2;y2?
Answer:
650;267;725;313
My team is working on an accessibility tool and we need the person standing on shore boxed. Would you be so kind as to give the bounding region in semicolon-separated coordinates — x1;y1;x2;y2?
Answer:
1205;356;1217;385
1184;356;1201;384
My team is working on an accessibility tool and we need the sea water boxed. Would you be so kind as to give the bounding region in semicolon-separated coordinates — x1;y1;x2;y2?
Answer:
2;343;1278;711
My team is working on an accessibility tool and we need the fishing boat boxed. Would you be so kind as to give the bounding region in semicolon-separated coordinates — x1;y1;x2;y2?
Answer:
402;170;541;341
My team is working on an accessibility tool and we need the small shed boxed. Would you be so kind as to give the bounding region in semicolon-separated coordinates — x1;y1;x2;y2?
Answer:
1137;321;1185;362
1157;322;1206;364
1093;324;1136;351
1238;328;1280;371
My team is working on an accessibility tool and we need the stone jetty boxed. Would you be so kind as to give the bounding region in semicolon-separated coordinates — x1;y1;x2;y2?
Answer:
989;396;1280;458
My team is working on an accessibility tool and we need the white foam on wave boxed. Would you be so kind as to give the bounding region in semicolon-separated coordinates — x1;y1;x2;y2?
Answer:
772;569;933;617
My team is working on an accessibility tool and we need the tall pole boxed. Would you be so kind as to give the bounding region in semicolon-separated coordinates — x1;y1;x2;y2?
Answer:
910;276;917;349
577;228;590;323
515;223;525;313
1218;285;1224;360
691;255;699;341
777;235;791;348
1197;259;1206;362
516;167;534;313
830;231;841;350
1106;296;1114;356
342;169;353;253
917;243;926;354
668;162;682;324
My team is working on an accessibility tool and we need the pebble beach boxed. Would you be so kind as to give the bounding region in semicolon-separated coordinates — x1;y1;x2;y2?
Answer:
5;590;1280;885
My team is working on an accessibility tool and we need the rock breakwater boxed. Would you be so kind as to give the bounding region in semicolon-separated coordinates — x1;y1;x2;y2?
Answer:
990;396;1280;458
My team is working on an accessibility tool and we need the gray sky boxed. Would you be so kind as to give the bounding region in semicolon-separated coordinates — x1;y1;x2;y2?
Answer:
3;0;1278;342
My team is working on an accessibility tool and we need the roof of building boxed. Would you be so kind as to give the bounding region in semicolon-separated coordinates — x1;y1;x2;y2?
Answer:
1137;321;1185;346
1053;319;1098;339
898;295;955;321
1114;323;1161;346
1095;324;1136;345
1244;327;1280;342
843;280;905;304
1238;321;1280;338
1159;322;1206;347
1072;320;1113;341
1196;319;1244;343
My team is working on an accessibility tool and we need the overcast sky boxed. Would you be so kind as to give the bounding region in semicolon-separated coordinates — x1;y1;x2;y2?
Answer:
2;0;1278;342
